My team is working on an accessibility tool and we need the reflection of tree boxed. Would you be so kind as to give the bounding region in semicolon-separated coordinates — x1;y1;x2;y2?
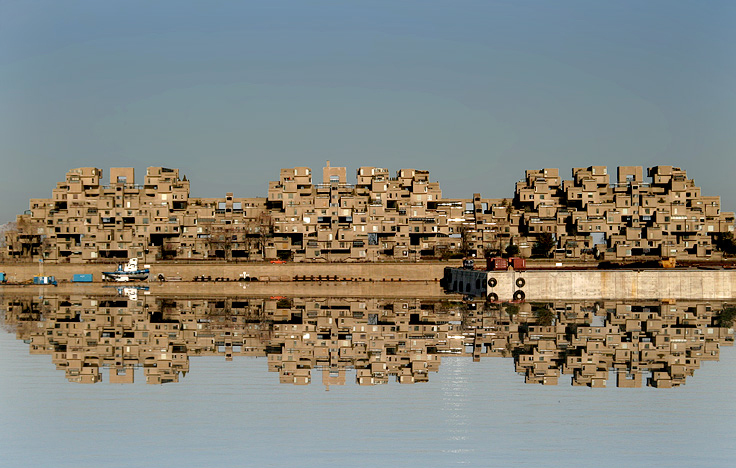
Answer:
532;302;554;326
504;303;519;318
715;306;736;327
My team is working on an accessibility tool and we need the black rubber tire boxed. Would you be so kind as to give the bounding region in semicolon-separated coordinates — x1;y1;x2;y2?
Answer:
515;277;525;288
488;277;497;287
513;290;525;301
488;292;499;302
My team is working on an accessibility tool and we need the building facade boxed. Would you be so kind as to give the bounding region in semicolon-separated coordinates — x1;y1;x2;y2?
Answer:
4;164;734;263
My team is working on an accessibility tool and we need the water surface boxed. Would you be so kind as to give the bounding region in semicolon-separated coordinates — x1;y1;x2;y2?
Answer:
1;294;734;467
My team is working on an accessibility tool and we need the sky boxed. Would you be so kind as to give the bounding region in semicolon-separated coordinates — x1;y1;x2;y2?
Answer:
1;0;735;223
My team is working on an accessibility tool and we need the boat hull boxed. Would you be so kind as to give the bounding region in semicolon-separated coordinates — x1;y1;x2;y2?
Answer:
102;269;149;282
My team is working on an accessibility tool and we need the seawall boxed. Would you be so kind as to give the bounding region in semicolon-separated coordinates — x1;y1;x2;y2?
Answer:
447;268;736;301
0;261;458;283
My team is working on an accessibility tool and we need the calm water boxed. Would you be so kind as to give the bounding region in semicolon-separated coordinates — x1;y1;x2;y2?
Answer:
1;294;735;468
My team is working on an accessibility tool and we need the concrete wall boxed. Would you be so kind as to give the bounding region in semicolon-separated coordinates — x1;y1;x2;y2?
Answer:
445;268;488;297
448;268;736;301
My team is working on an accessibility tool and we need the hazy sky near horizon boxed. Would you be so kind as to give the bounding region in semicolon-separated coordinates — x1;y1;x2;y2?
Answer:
1;0;734;222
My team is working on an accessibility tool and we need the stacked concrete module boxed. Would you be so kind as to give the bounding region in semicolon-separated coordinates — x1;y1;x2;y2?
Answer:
507;165;736;260
4;163;734;263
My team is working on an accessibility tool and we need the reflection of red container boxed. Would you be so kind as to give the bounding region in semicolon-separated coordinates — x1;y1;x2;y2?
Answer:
510;257;526;270
486;257;508;271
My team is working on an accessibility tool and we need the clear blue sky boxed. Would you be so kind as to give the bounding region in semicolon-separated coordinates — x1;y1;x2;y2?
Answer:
1;0;734;222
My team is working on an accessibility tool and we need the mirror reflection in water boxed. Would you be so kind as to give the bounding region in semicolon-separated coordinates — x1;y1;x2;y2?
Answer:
2;294;734;388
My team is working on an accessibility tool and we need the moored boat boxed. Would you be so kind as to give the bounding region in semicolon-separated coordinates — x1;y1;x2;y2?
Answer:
102;258;149;282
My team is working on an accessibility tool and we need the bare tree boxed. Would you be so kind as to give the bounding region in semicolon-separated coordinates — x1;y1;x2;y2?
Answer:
255;212;273;259
0;221;16;254
456;224;473;257
4;219;44;259
161;242;178;260
206;225;235;260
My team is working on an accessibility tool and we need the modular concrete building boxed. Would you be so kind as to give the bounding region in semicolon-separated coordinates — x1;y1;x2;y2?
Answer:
4;164;734;263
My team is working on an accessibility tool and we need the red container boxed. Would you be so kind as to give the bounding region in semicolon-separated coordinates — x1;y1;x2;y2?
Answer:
486;257;508;271
510;257;526;270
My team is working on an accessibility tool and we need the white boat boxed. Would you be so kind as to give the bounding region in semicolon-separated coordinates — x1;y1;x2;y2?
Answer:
102;258;149;282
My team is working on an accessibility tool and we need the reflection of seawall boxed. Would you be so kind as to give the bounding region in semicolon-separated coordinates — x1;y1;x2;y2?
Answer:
448;268;736;300
0;281;446;298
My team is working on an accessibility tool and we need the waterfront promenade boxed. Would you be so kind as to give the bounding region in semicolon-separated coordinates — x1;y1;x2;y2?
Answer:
0;260;458;284
4;259;736;300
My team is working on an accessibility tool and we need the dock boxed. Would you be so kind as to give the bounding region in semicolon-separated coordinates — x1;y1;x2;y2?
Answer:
445;267;736;301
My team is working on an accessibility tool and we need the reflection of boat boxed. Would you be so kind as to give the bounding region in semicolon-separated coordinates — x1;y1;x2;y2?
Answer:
102;258;149;282
118;286;149;300
102;284;149;300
